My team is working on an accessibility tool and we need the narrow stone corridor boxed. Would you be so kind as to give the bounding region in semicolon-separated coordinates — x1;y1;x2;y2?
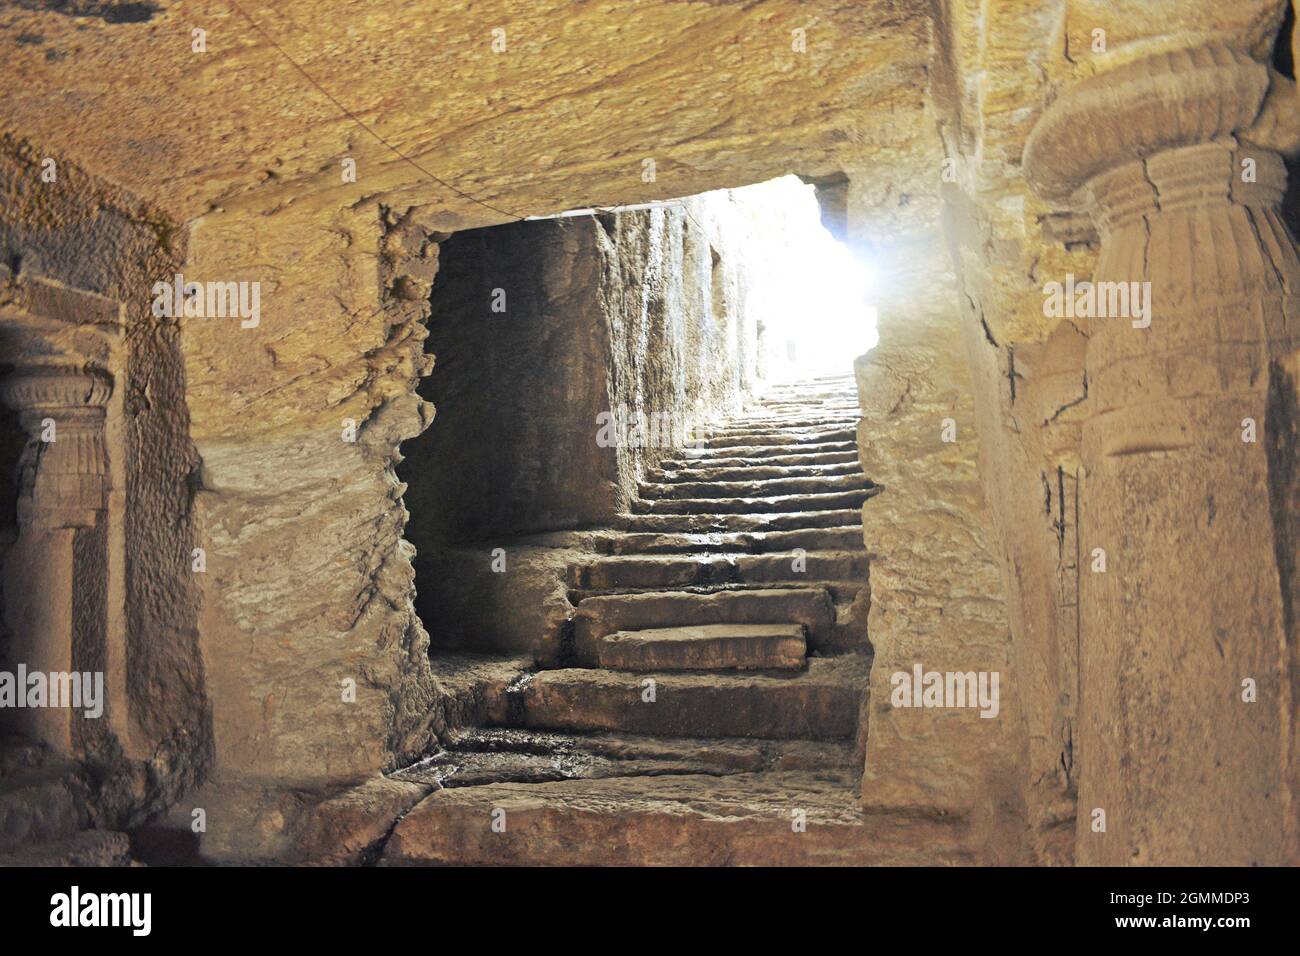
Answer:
372;374;930;865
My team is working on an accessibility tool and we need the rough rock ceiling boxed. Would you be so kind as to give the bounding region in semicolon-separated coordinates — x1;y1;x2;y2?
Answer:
1;0;935;226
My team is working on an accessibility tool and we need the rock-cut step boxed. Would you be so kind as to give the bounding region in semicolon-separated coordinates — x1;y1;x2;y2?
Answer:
568;551;870;591
659;448;859;470
630;487;875;515
639;472;872;501
699;427;857;449
596;623;807;672
599;525;865;555
507;655;868;739
382;765;973;866
573;586;835;661
649;460;862;484
675;439;857;461
615;508;864;534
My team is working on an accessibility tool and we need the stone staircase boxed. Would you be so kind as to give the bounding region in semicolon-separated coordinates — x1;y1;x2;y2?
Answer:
510;373;875;745
374;374;955;865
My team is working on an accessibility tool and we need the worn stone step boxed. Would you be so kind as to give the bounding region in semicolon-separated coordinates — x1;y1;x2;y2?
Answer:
573;586;835;661
720;409;855;421
597;623;807;671
649;461;862;484
639;472;872;501
673;439;857;462
631;487;875;515
598;525;865;555
569;552;870;590
700;427;856;450
748;398;857;408
615;508;865;534
569;581;867;625
659;448;859;470
706;415;857;429
505;654;868;739
760;380;856;393
706;418;859;435
382;767;971;867
756;399;859;410
751;395;856;404
393;727;859;788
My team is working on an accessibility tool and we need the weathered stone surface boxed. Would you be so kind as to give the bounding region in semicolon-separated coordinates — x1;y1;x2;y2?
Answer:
0;762;88;853
928;0;1299;865
660;449;860;469
640;473;872;500
382;770;970;866
573;587;836;661
597;624;808;672
392;728;856;787
617;509;865;534
602;526;867;556
0;141;208;825
510;656;867;740
0;830;132;867
418;545;577;661
630;488;875;514
569;552;868;591
290;774;436;866
0;1;933;227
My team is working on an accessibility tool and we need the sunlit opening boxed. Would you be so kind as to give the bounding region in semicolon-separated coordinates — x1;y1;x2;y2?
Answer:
730;175;878;383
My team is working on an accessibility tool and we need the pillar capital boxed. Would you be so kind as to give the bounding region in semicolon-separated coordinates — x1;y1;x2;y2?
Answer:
1023;43;1277;208
0;365;112;529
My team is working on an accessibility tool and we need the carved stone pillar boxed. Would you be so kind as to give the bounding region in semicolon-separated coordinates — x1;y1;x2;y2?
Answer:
1025;45;1300;865
0;272;123;756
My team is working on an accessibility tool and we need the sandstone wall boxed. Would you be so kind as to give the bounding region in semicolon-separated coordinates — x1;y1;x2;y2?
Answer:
0;138;208;825
180;200;443;799
841;161;1027;861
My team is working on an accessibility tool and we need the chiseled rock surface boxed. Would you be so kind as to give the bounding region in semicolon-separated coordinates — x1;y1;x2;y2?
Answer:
597;623;808;672
0;2;932;225
573;588;836;662
290;775;436;867
382;769;971;866
393;728;858;788
512;656;868;741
